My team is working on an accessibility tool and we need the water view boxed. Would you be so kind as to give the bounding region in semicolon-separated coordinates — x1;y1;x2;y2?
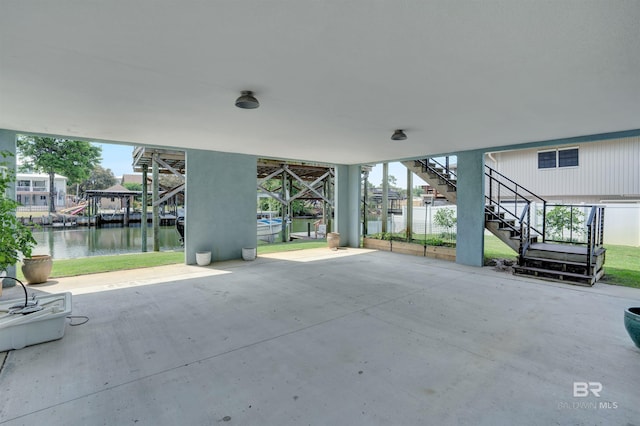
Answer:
29;225;183;259
28;218;322;260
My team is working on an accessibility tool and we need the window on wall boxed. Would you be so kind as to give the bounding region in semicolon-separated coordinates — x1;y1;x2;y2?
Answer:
538;150;556;169
538;147;579;169
558;147;579;167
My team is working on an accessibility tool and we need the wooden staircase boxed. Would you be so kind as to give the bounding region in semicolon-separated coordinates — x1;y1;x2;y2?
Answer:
402;159;457;204
402;158;606;286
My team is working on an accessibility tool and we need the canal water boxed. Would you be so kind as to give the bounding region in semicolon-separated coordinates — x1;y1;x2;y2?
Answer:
30;225;183;259
28;218;322;260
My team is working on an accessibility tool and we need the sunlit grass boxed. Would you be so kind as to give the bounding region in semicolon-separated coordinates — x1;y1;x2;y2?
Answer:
15;236;638;289
15;240;329;279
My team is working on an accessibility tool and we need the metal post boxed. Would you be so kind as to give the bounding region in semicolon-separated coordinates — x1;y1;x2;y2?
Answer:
152;154;160;251
382;163;389;234
141;164;148;252
424;199;428;245
124;197;130;227
281;170;287;242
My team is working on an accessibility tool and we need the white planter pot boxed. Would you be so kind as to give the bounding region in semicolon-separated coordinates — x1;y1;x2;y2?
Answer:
242;247;257;261
196;251;211;266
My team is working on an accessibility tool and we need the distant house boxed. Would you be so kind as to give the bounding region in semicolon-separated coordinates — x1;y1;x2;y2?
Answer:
486;135;640;246
485;135;640;204
98;184;136;211
121;173;148;187
16;173;68;209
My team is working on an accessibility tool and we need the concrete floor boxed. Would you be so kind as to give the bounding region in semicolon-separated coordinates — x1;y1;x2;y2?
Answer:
1;248;639;426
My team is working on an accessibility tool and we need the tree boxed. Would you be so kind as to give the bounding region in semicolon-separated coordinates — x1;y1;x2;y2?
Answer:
123;182;143;192
76;165;116;195
434;207;457;240
0;151;36;273
545;205;585;242
17;136;102;212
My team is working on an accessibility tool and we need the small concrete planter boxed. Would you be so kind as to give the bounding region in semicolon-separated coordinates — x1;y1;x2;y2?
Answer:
195;251;211;266
362;237;391;251
362;237;455;262
624;307;640;349
242;247;257;261
21;255;53;284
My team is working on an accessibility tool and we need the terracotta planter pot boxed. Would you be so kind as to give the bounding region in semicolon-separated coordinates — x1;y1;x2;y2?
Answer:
327;232;340;250
21;255;53;284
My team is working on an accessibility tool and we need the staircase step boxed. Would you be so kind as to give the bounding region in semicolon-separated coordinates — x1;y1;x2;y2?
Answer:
486;219;518;230
513;265;594;286
522;256;589;267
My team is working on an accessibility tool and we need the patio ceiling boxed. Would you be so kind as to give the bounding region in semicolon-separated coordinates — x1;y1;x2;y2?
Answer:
1;1;639;165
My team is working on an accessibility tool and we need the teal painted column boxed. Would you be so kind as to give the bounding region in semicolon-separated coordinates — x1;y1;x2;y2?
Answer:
455;150;485;266
334;164;361;247
0;130;18;285
185;150;256;264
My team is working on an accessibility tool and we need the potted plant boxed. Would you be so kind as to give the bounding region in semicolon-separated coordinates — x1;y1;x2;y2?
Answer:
0;151;38;289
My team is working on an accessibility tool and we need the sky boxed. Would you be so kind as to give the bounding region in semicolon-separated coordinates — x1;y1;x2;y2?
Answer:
95;142;427;188
94;143;136;177
367;162;427;188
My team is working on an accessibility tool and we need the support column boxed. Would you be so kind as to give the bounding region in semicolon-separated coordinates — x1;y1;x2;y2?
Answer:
456;150;485;266
381;162;389;234
0;130;18;286
185;150;256;264
141;164;148;252
334;164;361;247
406;166;413;240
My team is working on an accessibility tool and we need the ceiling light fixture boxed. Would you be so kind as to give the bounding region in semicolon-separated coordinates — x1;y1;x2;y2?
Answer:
391;129;407;141
235;90;259;109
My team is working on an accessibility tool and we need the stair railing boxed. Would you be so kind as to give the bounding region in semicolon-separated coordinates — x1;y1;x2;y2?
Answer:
485;165;547;258
586;205;605;272
414;157;457;189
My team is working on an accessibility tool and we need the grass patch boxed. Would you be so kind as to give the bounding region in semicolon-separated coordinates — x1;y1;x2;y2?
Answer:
483;234;640;289
14;240;329;279
599;244;640;289
18;251;185;280
484;234;517;263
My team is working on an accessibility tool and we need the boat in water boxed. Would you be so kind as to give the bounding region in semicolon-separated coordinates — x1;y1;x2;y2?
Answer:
257;212;283;242
175;212;282;243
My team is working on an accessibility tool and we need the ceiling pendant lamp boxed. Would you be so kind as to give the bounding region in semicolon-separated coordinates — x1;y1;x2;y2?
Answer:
235;90;259;109
391;129;407;141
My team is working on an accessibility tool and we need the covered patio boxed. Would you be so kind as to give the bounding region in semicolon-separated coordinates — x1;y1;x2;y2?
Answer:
1;250;638;425
1;2;639;424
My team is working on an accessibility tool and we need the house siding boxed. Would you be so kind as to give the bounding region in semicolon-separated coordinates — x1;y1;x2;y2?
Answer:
488;136;640;202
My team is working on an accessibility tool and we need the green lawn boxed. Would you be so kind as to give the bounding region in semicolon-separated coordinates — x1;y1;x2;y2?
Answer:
15;236;639;289
16;240;329;279
483;234;640;289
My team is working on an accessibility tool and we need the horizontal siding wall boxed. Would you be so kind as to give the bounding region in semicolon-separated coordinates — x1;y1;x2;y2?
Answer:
488;136;640;200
